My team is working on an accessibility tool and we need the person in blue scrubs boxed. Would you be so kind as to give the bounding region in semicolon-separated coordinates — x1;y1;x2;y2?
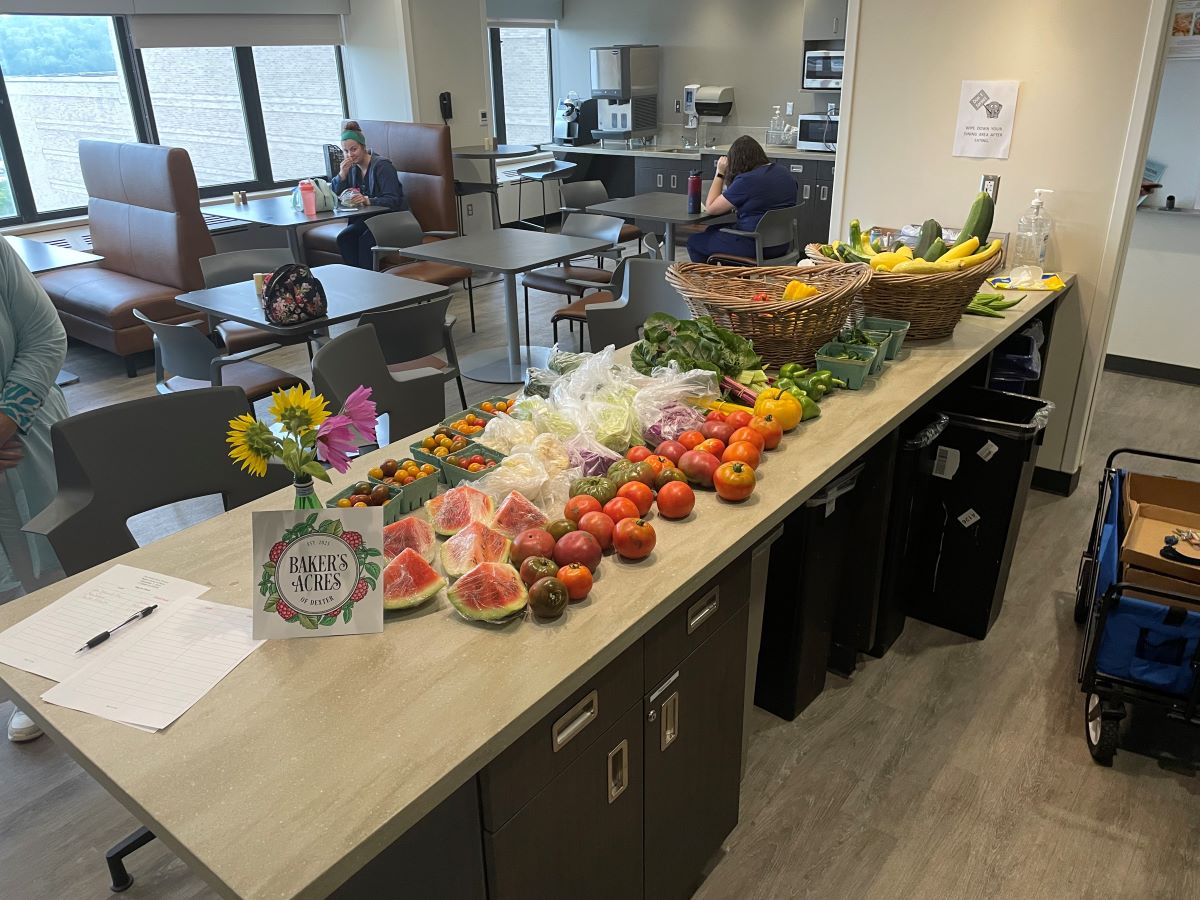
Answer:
330;120;407;268
687;135;798;263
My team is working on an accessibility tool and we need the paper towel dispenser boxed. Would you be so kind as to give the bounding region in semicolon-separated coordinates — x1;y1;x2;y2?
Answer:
694;86;734;121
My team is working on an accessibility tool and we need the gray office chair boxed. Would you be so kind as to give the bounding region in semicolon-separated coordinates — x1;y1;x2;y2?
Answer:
513;159;577;230
311;324;447;447
585;259;694;351
706;204;804;266
521;212;625;350
559;180;643;248
199;248;307;355
371;210;478;332
641;233;665;260
358;295;468;411
550;253;647;351
21;385;291;890
132;309;306;403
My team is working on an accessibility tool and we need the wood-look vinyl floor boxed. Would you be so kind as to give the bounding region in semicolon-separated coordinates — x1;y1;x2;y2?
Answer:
2;274;1198;898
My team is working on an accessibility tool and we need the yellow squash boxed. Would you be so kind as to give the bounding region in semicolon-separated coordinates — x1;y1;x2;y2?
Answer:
753;388;802;431
896;245;914;260
856;233;877;257
957;238;1003;268
869;251;908;271
938;236;979;262
891;258;960;274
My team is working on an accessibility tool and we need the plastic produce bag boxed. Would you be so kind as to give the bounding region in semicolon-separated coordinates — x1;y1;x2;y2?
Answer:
633;364;718;443
476;451;580;515
476;412;539;454
509;396;579;441
564;431;623;476
549;347;643;451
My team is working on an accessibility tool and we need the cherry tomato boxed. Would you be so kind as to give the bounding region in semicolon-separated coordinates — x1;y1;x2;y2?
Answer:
558;563;593;602
705;410;727;423
617;481;655;517
748;415;783;450
613;518;656;560
626;445;652;463
713;461;756;502
603;496;640;522
677;430;705;451
565;494;602;523
654;440;687;464
725;410;753;429
576;511;615;550
656;481;695;519
722;440;761;469
696;438;726;458
728;426;765;452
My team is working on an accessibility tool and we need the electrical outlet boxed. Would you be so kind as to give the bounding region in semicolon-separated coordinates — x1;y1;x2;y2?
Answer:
478;109;489;126
674;99;681;113
827;102;838;116
466;203;474;217
980;174;1001;205
785;101;794;116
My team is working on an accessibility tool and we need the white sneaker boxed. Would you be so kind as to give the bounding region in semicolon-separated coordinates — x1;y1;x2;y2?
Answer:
7;708;43;743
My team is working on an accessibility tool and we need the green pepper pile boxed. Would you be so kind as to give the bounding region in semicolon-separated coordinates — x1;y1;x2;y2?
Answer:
774;363;847;421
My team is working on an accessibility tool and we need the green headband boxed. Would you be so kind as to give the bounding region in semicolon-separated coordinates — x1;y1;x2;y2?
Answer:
341;130;366;146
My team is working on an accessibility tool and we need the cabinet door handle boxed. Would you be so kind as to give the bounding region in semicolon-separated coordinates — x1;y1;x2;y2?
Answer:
607;739;629;803
656;173;663;188
687;587;720;634
552;689;598;753
802;184;811;201
660;692;679;751
834;16;840;34
820;185;829;201
790;164;804;174
670;174;677;189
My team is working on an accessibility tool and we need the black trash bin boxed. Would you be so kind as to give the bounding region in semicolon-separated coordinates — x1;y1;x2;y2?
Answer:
755;463;864;721
905;387;1053;639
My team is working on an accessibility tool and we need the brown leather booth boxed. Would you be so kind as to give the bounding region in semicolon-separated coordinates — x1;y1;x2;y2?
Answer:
304;121;459;266
38;141;214;376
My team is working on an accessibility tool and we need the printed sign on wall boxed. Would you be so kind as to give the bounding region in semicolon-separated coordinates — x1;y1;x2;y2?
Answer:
251;508;384;639
1170;1;1200;57
953;80;1019;159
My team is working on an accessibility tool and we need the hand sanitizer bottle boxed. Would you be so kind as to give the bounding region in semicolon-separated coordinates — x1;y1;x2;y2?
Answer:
1013;188;1054;269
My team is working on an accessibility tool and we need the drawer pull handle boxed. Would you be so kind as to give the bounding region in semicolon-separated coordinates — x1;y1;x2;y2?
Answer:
660;691;679;751
552;689;598;753
687;589;720;634
607;739;629;803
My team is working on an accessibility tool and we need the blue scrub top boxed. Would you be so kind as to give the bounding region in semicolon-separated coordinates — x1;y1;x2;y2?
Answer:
722;163;798;232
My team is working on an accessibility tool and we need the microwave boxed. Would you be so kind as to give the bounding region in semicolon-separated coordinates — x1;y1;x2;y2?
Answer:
803;50;844;91
795;114;838;153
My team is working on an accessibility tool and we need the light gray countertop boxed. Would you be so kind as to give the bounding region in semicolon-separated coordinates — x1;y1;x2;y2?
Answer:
544;142;835;163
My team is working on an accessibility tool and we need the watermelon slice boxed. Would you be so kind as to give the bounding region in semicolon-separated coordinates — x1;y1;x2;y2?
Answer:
489;490;548;540
383;515;436;562
448;561;528;622
382;548;446;610
425;485;495;536
441;521;512;579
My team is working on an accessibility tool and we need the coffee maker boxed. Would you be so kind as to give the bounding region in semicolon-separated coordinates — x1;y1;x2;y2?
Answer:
553;94;598;145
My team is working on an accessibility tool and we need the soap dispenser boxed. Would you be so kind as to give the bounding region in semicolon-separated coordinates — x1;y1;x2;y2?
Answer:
1013;188;1054;269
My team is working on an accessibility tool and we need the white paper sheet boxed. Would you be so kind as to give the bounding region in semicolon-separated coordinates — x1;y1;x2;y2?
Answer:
0;564;209;682
42;599;263;731
952;80;1019;159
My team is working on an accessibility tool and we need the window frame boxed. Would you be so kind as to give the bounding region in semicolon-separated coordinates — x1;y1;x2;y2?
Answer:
488;25;555;149
0;15;349;226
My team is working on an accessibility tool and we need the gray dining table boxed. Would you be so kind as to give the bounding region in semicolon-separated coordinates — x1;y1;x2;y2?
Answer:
398;229;614;383
204;196;388;262
585;191;732;261
175;264;448;339
453;144;537;230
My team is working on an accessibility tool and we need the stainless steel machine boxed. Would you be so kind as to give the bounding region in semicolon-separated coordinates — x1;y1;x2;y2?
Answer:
589;44;660;143
553;93;598;145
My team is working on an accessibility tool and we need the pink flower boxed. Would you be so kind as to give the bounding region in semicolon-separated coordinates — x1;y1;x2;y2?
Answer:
340;385;377;445
316;414;358;474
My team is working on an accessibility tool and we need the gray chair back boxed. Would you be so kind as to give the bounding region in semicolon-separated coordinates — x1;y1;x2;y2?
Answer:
367;210;426;251
132;308;216;382
311;324;447;444
586;260;693;350
560;212;624;247
22;387;291;575
559;180;610;213
358;296;456;368
757;205;803;260
200;248;294;289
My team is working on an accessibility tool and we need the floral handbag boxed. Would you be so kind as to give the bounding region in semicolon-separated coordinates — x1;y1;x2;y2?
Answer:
261;264;328;326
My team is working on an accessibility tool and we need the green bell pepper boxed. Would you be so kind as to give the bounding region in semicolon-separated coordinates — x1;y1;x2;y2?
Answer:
796;391;821;421
779;362;809;381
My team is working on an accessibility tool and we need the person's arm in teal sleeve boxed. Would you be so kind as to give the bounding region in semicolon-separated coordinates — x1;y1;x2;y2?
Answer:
0;239;68;439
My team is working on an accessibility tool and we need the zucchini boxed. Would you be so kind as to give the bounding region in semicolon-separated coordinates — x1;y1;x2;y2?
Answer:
921;237;947;261
849;219;863;249
913;218;942;258
953;192;994;247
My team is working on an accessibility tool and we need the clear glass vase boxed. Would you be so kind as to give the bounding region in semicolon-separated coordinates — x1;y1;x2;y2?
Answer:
293;476;321;510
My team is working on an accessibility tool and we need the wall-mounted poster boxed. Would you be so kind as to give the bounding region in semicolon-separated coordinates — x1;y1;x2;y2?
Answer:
952;80;1020;159
1170;1;1200;58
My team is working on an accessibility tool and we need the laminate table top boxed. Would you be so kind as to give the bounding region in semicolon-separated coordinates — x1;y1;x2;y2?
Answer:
0;278;1073;899
396;228;614;275
586;191;733;225
204;196;388;229
6;235;102;274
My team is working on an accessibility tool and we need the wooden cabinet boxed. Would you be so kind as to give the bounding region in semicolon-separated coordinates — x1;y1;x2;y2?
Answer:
804;0;847;39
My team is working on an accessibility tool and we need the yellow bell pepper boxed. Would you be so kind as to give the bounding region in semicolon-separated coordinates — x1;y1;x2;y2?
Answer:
782;280;819;301
957;238;1003;269
753;388;802;431
938;236;979;262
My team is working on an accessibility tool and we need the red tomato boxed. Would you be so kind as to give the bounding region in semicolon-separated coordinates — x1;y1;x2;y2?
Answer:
603;496;641;522
696;438;726;458
677;430;705;451
722;440;762;469
748;415;783;450
728;426;765;452
656;481;695;519
655;440;687;464
700;421;736;444
626;445;652;463
725;410;753;429
617;481;655;516
613;518;656;560
564;494;602;523
713;461;756;502
576;511;615;550
558;563;593;602
642;455;675;477
704;410;727;423
677;449;719;487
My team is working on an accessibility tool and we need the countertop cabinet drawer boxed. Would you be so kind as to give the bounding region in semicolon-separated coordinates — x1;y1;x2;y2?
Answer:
478;639;643;831
643;550;750;691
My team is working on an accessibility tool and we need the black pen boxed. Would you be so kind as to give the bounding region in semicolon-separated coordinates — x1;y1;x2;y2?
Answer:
75;605;158;653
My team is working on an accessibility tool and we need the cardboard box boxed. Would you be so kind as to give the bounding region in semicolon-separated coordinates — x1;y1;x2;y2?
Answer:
1121;564;1200;608
1122;471;1200;535
1120;503;1200;586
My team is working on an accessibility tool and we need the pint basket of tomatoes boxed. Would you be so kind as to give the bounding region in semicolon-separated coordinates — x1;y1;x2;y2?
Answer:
442;443;505;486
441;409;493;437
327;463;438;523
476;397;515;415
411;427;473;480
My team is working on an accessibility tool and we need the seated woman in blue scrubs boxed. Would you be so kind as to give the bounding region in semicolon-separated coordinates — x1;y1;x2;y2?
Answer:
330;120;407;268
687;135;798;263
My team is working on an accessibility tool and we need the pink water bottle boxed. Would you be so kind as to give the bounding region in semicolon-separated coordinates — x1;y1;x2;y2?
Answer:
687;170;701;214
300;179;316;216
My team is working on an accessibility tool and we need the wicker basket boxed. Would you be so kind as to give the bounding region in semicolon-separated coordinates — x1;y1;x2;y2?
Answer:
665;262;872;367
804;243;1003;340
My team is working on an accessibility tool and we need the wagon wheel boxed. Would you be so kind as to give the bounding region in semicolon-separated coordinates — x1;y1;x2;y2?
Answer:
1085;693;1121;766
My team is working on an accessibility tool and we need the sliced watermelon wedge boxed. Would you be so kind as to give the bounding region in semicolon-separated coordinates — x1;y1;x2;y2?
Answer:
448;561;528;622
383;515;436;562
489;490;548;540
441;521;512;579
382;548;446;610
425;484;496;536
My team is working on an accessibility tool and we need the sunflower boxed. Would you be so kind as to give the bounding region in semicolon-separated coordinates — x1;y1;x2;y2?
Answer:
227;414;278;478
268;386;330;435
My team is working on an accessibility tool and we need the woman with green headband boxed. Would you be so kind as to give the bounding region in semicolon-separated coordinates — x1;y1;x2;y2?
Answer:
330;119;406;268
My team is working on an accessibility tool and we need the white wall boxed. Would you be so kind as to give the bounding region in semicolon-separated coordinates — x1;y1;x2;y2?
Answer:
342;0;415;122
837;0;1170;479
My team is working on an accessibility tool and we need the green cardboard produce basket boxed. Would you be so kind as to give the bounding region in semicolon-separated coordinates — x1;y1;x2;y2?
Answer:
325;473;437;523
815;341;878;390
859;316;911;359
441;443;505;487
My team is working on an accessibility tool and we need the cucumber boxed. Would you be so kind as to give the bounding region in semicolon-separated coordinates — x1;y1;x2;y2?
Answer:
921;237;947;261
954;192;994;247
913;218;942;258
849;219;863;249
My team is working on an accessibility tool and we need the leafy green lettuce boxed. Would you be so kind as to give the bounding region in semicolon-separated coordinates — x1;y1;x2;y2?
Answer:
631;314;761;377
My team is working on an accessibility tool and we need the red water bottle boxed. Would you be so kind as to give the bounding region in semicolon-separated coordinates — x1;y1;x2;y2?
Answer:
687;170;701;214
300;179;316;216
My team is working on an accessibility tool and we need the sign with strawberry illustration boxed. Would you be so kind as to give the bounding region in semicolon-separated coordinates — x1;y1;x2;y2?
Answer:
251;508;384;639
